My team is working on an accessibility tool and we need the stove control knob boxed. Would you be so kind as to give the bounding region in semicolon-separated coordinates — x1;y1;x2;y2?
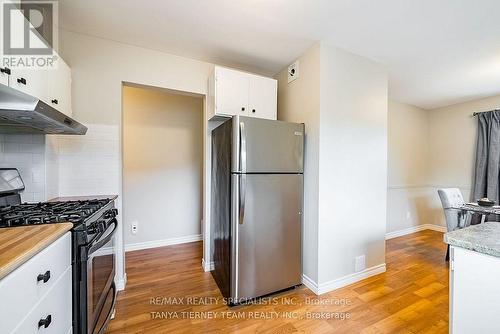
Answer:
87;226;98;234
104;209;118;219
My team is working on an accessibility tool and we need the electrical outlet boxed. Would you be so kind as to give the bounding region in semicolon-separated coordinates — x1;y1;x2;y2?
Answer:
355;255;366;272
287;61;299;83
406;211;411;220
131;221;138;234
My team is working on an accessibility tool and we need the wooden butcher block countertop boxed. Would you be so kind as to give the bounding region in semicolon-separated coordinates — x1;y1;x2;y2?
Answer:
0;223;73;280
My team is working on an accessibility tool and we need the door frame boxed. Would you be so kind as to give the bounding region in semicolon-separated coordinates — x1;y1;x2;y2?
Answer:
119;81;211;285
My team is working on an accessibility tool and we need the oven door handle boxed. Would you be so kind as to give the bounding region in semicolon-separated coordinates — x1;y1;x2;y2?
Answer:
95;281;117;334
88;218;118;255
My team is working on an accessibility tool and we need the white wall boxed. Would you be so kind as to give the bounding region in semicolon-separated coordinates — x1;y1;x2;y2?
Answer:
58;29;214;288
317;44;387;287
276;43;388;292
387;101;431;234
122;85;203;248
276;43;321;283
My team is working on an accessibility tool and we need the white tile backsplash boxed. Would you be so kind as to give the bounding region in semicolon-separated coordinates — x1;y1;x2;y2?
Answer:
0;134;47;202
0;124;120;202
57;124;120;197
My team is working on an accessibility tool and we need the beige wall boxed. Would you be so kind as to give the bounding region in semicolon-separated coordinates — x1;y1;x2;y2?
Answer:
276;43;321;282
317;44;387;286
277;43;388;291
388;101;429;187
427;94;500;226
387;101;431;234
387;94;500;231
123;86;203;247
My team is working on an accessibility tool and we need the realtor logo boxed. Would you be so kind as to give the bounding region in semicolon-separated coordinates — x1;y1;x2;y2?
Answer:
1;0;58;68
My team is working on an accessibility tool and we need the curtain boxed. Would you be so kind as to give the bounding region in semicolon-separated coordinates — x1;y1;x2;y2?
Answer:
472;111;500;203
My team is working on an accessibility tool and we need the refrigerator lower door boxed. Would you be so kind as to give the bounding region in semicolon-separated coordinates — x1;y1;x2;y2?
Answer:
231;173;302;302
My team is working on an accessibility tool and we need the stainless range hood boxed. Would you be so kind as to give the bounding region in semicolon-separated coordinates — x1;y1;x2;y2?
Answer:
0;84;87;135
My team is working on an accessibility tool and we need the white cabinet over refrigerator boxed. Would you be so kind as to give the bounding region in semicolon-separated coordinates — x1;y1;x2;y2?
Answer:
207;66;277;121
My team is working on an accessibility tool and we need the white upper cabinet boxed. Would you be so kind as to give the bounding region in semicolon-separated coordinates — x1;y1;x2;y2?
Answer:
208;66;277;120
248;74;277;120
47;58;72;117
0;2;72;116
10;67;48;103
215;67;249;116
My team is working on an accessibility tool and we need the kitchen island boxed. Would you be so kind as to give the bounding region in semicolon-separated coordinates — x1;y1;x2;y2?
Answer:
444;222;500;334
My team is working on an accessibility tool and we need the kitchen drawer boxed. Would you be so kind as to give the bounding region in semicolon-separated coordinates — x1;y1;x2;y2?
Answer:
0;233;71;333
12;266;72;334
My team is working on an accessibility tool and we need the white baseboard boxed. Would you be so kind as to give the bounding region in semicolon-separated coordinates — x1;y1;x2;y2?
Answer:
125;234;202;252
385;224;446;240
424;224;447;232
301;274;319;294
115;273;127;291
202;258;215;272
302;263;386;295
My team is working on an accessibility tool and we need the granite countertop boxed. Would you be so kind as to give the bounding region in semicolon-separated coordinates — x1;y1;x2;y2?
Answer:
48;195;118;202
444;222;500;258
0;223;73;280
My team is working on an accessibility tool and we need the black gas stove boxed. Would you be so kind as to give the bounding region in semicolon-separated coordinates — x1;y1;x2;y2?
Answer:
0;168;118;334
0;199;112;228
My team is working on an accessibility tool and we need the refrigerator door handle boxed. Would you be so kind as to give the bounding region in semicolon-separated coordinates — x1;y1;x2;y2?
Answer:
239;174;246;225
240;121;247;173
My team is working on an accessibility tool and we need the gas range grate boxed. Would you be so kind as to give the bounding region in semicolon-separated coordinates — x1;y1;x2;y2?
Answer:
0;199;110;227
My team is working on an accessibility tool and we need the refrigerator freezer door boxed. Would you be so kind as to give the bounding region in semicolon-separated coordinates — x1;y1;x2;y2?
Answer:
231;116;304;173
231;173;302;301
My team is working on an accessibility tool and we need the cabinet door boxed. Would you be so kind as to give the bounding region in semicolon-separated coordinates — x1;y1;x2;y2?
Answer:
0;67;9;86
47;58;72;116
451;246;500;333
10;67;48;102
215;67;249;116
248;75;277;120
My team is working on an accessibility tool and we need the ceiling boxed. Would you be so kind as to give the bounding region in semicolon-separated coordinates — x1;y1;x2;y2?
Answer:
59;0;500;110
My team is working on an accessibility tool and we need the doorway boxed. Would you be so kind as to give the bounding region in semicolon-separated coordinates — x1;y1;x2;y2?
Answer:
122;84;204;252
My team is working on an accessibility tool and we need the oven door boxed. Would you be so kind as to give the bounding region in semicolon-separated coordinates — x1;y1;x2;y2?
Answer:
86;218;117;334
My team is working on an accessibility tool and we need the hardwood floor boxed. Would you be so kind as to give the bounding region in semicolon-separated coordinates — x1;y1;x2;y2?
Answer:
106;230;449;333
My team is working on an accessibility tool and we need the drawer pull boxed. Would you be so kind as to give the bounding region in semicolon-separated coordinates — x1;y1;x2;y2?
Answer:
51;99;58;105
17;77;27;85
37;270;51;283
38;314;52;328
0;67;10;75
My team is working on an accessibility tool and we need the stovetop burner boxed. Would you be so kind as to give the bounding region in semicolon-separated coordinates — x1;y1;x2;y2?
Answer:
0;199;111;227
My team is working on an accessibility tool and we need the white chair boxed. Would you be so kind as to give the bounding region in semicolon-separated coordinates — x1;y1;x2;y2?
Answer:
438;188;471;260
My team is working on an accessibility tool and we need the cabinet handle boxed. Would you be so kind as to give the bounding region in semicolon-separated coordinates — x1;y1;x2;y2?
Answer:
37;270;51;283
51;99;58;105
241;107;245;111
252;109;256;113
0;67;10;75
17;77;26;85
38;314;52;328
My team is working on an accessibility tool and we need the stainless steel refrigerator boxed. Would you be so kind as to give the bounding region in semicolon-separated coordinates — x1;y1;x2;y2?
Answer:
211;115;304;304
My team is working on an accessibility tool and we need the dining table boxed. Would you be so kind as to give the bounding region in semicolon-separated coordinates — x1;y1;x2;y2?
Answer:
451;203;500;225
